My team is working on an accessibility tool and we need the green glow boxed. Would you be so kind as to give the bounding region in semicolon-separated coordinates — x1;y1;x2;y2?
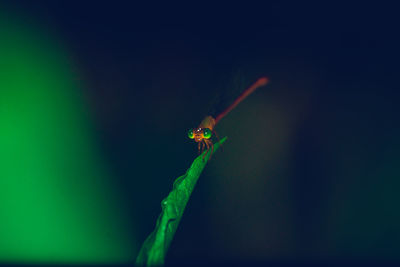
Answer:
0;11;134;264
136;137;226;266
203;128;212;139
187;128;194;139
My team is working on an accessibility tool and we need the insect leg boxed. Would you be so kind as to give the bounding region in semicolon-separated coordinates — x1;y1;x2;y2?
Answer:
204;140;214;160
212;130;223;152
212;130;220;142
210;140;214;159
203;140;210;160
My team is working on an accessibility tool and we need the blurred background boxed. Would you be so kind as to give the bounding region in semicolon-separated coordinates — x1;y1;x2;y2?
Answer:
0;1;398;266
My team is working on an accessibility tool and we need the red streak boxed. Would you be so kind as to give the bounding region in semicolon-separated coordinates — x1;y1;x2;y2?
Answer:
214;77;269;125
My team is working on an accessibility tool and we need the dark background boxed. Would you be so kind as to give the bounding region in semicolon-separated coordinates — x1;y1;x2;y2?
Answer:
1;1;399;266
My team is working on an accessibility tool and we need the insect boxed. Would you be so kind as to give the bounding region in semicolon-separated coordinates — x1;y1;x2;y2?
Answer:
188;77;269;159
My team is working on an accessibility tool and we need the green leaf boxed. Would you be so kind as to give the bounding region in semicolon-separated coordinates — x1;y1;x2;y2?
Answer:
135;137;227;266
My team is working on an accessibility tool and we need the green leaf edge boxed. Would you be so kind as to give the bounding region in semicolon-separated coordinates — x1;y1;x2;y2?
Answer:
135;137;227;266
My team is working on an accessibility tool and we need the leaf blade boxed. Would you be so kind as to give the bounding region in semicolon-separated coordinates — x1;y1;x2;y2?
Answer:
136;137;227;266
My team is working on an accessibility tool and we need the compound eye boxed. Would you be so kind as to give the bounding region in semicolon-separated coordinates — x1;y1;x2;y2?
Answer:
188;128;194;139
203;128;212;139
